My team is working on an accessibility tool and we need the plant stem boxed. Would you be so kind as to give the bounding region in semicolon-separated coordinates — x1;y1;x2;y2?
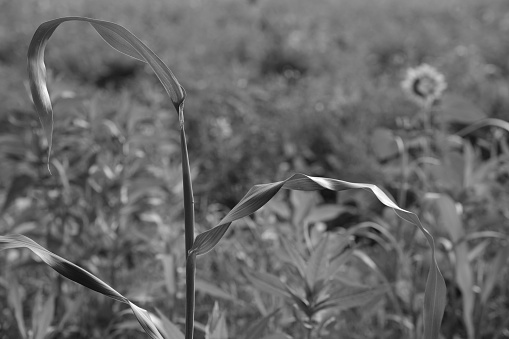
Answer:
185;252;196;339
179;104;196;339
180;109;195;254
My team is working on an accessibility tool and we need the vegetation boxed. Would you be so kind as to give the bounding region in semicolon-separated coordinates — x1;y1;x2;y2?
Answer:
1;0;509;338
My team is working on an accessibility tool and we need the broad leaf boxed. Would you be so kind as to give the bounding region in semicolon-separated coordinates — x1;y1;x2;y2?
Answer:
0;234;165;339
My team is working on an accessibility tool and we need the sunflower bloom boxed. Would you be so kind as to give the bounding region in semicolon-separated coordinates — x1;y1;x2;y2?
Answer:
401;64;447;107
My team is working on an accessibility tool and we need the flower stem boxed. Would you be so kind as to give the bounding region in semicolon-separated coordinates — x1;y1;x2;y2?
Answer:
179;104;196;339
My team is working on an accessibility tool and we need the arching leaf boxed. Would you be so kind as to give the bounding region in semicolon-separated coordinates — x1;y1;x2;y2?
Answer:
27;17;185;166
0;235;165;339
190;173;446;339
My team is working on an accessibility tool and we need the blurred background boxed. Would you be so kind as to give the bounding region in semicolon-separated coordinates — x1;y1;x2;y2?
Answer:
1;0;509;338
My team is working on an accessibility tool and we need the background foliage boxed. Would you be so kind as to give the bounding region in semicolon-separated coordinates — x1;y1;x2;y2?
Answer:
1;0;509;338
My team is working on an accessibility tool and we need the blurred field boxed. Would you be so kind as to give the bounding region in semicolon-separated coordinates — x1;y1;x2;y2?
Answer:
1;0;509;338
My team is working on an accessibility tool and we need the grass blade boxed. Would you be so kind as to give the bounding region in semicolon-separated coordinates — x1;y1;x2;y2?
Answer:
0;234;165;339
190;173;446;338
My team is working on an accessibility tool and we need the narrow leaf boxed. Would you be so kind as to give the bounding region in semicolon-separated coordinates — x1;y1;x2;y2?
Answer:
154;309;185;339
305;236;329;290
280;238;306;278
28;17;185;165
431;194;474;339
195;279;236;302
260;333;292;339
244;270;290;299
243;309;280;339
315;285;389;312
190;173;446;338
481;245;509;305
0;234;165;339
33;293;55;339
7;279;27;339
205;302;228;339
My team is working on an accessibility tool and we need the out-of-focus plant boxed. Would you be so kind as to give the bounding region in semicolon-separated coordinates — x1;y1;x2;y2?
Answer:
1;17;446;339
371;63;509;339
241;189;414;338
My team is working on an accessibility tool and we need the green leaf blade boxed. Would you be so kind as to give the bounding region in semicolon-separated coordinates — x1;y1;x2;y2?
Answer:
190;173;446;338
0;234;165;339
27;17;185;165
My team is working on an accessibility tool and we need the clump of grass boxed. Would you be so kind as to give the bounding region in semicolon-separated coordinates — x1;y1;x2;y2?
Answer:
0;17;446;339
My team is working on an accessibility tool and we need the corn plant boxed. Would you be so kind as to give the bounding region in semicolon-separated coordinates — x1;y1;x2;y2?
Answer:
1;17;446;339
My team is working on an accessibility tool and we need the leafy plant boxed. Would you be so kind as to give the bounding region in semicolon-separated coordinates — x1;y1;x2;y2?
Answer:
1;17;446;339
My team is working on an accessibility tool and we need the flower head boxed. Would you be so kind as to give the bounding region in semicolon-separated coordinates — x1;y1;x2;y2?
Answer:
401;64;447;107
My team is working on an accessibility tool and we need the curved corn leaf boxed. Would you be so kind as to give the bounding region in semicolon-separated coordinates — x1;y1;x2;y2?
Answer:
191;173;446;339
0;234;165;339
27;17;185;166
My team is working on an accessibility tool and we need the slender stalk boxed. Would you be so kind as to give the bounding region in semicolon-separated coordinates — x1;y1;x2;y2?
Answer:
180;106;195;254
179;103;196;339
185;252;197;339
